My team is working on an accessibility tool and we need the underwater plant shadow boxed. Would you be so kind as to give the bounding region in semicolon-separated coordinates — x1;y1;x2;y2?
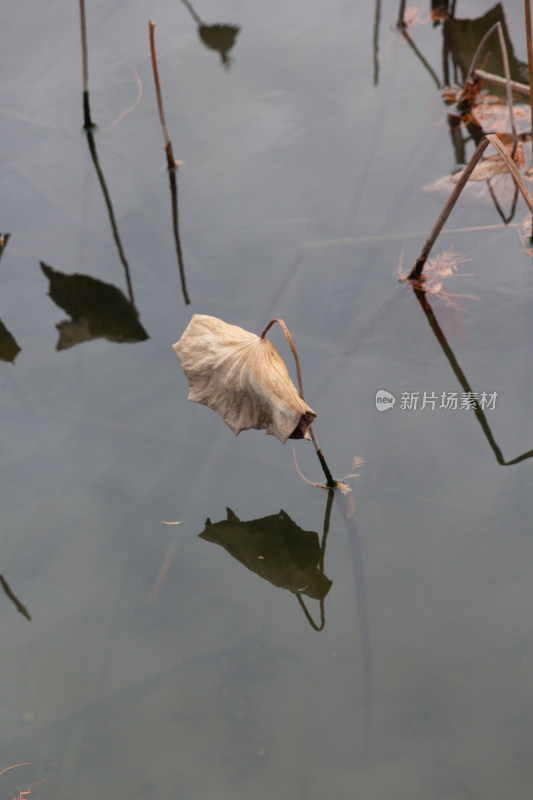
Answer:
180;0;240;68
199;499;333;631
198;487;374;750
40;261;149;350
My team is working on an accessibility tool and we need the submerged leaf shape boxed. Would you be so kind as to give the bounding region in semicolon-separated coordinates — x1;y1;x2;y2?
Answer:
173;314;316;443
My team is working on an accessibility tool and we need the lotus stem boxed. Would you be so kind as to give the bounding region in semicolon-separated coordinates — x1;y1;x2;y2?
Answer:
85;130;135;307
261;318;337;488
308;427;336;487
149;21;190;304
79;0;94;129
149;21;175;171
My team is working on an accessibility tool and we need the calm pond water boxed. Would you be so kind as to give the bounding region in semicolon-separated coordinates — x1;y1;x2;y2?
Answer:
2;1;533;798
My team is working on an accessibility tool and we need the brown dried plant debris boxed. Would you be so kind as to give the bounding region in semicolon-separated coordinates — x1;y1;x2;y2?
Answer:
293;450;364;515
0;763;45;800
173;315;316;444
518;213;533;254
402;3;426;28
400;246;480;315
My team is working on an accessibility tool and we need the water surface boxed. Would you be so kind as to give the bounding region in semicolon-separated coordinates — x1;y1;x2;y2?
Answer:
1;2;533;798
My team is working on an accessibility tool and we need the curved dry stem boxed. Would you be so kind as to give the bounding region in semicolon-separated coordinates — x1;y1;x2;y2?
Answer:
466;21;517;155
466;22;500;82
260;318;304;397
485;133;533;214
260;318;336;487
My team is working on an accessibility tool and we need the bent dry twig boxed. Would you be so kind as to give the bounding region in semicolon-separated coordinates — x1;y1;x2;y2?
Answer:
408;133;533;279
261;318;336;488
464;22;518;154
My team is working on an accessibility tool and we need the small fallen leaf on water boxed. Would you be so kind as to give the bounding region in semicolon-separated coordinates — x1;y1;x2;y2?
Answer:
173;315;316;444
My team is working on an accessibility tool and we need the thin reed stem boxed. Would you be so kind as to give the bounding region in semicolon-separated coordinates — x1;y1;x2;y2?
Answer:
409;137;490;279
149;21;175;169
79;0;94;129
149;20;190;304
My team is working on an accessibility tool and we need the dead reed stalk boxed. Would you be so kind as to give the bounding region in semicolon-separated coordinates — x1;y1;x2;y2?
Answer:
79;0;94;129
148;21;190;305
409;134;533;280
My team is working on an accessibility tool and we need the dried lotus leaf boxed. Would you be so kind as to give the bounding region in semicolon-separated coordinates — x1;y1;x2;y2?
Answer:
173;314;316;444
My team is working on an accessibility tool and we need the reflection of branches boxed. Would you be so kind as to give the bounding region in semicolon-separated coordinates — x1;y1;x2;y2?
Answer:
373;0;381;86
400;29;442;89
339;495;372;752
486;178;518;224
180;0;240;69
296;488;334;631
168;165;191;306
79;0;94;129
0;574;31;620
85;130;136;307
411;284;533;465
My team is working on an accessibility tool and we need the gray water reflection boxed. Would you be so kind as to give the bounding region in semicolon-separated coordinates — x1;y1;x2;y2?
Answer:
2;1;533;799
